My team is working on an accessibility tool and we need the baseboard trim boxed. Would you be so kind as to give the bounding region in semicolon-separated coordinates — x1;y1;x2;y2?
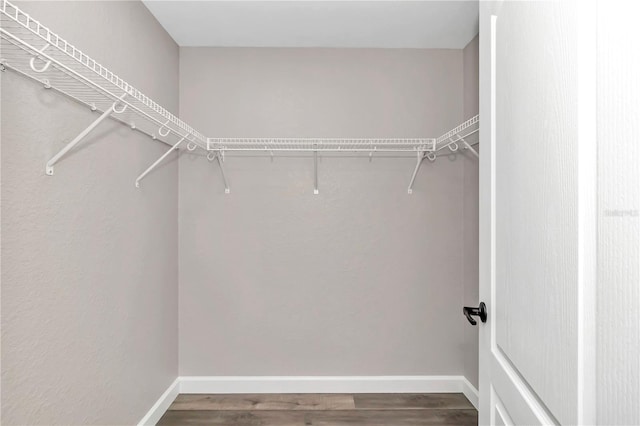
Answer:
461;377;479;409
138;378;180;426
140;375;479;425
179;375;470;395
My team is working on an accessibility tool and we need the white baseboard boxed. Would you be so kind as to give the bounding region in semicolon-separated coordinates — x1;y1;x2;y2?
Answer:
179;375;467;394
139;375;479;425
461;377;479;409
138;378;180;426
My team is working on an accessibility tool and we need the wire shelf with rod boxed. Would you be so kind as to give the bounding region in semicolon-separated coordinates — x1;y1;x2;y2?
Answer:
0;0;479;194
207;138;436;153
0;0;207;178
404;114;479;194
430;114;480;161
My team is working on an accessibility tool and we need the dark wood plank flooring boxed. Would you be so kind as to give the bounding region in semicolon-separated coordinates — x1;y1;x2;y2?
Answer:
158;393;477;425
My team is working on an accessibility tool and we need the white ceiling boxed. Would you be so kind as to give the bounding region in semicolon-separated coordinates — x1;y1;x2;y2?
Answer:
142;1;479;49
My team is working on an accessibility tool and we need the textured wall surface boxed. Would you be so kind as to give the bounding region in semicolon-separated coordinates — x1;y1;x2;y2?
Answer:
1;1;179;424
596;1;640;423
462;35;479;390
178;47;468;376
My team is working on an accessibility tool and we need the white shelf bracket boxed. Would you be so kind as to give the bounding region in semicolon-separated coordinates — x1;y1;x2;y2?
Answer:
407;150;426;195
456;135;479;158
135;133;188;188
313;148;319;195
218;154;230;194
46;94;127;175
207;152;231;194
208;152;230;194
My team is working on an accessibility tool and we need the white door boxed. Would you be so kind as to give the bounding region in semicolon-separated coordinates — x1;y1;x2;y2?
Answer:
477;1;597;424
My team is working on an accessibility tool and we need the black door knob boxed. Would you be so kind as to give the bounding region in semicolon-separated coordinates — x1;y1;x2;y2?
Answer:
463;302;487;326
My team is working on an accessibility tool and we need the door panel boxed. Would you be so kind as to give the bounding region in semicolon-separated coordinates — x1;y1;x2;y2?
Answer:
479;0;596;424
490;352;555;425
495;1;578;422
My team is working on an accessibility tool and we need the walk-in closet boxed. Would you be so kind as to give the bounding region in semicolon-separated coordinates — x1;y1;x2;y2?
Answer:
3;1;638;425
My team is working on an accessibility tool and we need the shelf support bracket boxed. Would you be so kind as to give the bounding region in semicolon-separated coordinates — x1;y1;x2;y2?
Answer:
46;95;127;175
218;155;230;194
313;148;319;195
457;135;479;158
136;134;188;188
46;107;112;175
207;152;230;194
407;151;425;195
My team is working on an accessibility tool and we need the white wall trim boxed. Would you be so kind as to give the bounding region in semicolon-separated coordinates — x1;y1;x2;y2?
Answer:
461;377;479;410
179;375;470;395
138;378;180;426
139;376;478;424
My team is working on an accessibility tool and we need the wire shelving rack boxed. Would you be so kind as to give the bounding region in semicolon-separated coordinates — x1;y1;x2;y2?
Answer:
207;138;436;153
0;0;207;173
0;0;479;194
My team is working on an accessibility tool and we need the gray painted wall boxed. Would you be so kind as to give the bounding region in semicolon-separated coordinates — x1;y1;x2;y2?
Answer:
1;1;179;424
462;35;479;389
178;47;470;376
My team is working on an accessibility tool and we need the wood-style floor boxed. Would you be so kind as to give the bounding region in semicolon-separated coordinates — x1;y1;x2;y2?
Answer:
157;393;478;425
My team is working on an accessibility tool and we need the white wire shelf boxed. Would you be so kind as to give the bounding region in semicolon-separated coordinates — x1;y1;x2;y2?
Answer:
207;138;436;153
205;116;479;154
0;0;479;193
436;114;479;145
0;0;207;154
